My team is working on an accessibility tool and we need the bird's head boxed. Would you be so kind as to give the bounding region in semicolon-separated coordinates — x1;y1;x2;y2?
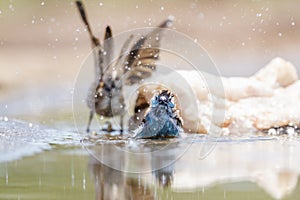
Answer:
152;90;175;108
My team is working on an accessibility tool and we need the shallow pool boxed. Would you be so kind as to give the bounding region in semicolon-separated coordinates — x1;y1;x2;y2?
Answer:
1;121;299;200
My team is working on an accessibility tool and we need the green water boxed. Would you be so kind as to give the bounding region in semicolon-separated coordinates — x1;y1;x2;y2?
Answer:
1;139;300;200
0;148;93;200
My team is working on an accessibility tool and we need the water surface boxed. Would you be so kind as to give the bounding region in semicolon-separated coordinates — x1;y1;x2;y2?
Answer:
1;121;300;200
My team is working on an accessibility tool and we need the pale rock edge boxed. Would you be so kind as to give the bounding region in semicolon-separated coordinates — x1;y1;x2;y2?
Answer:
133;57;300;135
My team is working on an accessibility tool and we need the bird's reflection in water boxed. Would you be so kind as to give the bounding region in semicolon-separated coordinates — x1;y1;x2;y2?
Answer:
150;142;177;188
87;136;300;199
88;140;178;200
153;164;174;187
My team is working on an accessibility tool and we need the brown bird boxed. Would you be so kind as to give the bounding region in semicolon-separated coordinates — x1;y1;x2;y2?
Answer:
75;1;173;133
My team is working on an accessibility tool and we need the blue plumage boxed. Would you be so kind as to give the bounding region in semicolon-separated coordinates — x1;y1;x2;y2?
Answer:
135;90;182;139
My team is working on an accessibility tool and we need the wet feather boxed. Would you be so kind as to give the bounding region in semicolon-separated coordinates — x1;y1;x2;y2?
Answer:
135;90;182;139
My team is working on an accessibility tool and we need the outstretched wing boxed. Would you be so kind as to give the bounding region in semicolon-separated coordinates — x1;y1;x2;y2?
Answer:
105;34;134;83
102;26;114;76
75;1;100;48
123;18;173;85
76;0;109;81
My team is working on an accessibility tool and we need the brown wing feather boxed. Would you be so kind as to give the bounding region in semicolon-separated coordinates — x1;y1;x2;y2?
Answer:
102;26;114;76
76;1;104;80
114;35;134;81
124;18;173;85
75;1;100;47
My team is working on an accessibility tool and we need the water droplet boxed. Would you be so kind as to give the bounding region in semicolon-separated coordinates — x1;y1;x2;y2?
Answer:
4;116;8;122
9;4;14;12
135;5;139;9
256;13;262;17
197;13;204;20
241;42;245;46
160;6;164;11
194;38;198;43
99;2;103;6
287;127;295;136
268;128;276;135
6;172;8;184
75;37;78;41
82;173;86;190
291;21;296;26
100;115;104;120
278;32;282;37
29;123;33;128
41;1;45;6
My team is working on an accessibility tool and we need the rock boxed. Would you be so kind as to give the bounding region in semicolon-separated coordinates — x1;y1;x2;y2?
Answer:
254;57;298;88
129;57;300;135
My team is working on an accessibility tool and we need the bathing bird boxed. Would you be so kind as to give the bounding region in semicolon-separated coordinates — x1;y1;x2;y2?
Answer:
135;90;182;139
75;1;173;133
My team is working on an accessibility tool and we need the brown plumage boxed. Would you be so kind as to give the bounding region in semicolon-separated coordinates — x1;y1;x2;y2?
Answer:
75;1;173;132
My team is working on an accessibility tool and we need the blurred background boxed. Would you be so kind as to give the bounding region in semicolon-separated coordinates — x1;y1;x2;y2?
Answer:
1;1;300;199
0;0;299;121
